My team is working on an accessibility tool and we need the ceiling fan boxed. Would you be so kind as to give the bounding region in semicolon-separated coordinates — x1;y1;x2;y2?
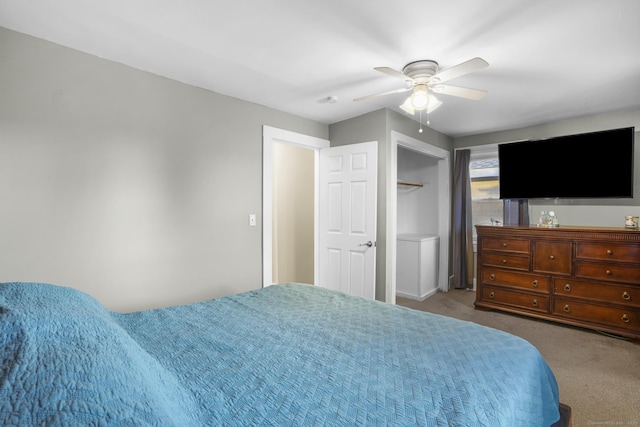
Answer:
354;57;489;116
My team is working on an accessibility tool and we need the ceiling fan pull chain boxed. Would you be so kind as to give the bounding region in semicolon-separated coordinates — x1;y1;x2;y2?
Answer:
419;110;423;133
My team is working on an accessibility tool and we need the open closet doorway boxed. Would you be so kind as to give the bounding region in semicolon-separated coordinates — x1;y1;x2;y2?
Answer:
386;131;450;304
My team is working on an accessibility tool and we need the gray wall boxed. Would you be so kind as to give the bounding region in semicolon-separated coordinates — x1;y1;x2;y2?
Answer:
455;110;640;227
387;109;452;153
0;27;327;312
397;147;440;235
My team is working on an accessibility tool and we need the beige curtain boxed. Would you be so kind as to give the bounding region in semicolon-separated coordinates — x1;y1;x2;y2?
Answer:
452;149;473;289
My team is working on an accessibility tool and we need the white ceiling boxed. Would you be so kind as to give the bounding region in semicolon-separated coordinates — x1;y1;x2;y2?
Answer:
1;0;639;137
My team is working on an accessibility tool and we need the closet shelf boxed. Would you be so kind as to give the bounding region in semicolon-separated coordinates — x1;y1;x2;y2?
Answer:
397;181;424;188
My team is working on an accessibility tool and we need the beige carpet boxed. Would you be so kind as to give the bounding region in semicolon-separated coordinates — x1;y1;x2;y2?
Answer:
397;290;640;427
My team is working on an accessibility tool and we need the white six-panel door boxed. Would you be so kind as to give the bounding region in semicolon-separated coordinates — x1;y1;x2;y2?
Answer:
318;142;377;299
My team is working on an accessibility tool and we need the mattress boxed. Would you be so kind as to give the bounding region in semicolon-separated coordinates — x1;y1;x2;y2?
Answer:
0;282;560;426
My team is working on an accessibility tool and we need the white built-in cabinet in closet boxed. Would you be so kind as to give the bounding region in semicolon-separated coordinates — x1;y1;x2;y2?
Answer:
396;147;441;300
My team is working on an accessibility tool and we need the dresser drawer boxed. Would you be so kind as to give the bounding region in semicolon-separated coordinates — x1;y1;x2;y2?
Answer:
575;261;640;284
481;268;549;293
480;237;530;254
533;240;572;275
553;278;640;309
576;242;640;263
553;298;640;333
481;286;549;313
482;253;530;271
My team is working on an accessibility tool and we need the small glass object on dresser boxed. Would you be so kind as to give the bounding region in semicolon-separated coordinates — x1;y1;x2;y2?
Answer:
625;215;638;228
537;211;546;227
537;211;559;227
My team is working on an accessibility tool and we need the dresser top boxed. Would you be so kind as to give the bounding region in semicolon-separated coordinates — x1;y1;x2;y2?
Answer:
477;224;640;233
476;224;640;241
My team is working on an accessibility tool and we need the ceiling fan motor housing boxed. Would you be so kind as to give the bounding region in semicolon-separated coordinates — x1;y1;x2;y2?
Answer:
402;60;439;82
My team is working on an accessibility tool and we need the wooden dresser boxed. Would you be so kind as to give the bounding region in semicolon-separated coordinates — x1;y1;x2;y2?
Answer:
475;225;640;342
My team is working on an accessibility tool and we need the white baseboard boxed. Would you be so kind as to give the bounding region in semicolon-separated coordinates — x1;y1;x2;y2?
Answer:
396;287;439;301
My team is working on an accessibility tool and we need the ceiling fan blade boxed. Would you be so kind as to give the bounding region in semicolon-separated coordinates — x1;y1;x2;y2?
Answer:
432;57;488;83
374;66;414;82
353;87;411;102
431;84;487;100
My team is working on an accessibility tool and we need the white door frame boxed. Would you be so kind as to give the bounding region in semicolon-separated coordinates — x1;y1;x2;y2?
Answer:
386;130;451;304
262;126;329;287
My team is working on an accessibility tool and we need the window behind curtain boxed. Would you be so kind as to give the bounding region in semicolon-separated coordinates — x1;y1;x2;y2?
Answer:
469;149;502;240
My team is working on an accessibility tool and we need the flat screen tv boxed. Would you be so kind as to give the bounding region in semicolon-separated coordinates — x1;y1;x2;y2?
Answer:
499;127;635;200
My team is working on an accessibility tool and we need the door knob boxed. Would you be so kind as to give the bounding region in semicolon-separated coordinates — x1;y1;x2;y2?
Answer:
359;241;374;247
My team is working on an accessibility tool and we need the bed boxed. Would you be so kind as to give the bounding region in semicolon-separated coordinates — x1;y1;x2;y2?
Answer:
0;282;561;426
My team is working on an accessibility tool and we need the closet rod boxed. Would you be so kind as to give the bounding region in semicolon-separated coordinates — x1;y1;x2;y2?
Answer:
397;181;424;188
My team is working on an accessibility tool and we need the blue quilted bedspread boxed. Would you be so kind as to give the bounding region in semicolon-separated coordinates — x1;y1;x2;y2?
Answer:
0;282;560;426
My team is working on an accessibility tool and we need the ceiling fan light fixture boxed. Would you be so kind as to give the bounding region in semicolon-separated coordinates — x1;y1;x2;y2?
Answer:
399;97;415;115
401;87;442;115
410;86;430;110
426;94;442;113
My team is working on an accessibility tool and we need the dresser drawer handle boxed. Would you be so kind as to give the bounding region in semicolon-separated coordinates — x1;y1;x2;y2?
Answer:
502;243;507;247
489;292;495;299
564;284;571;292
532;280;538;288
622;314;630;323
502;259;507;264
606;270;612;276
622;292;631;301
549;255;555;260
490;274;496;280
532;299;538;307
607;249;613;255
563;305;571;313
